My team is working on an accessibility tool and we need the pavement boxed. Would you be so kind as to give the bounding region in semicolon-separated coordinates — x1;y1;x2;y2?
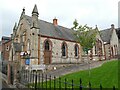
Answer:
43;59;116;77
0;72;15;89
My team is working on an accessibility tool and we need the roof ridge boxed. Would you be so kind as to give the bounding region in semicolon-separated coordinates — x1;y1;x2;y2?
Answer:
24;15;72;31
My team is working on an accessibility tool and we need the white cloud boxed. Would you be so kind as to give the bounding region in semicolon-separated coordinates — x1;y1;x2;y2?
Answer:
0;0;119;38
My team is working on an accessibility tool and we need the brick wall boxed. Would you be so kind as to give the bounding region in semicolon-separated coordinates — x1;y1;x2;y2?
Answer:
2;40;11;60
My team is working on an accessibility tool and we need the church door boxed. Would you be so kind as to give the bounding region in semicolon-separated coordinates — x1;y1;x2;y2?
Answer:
44;40;52;64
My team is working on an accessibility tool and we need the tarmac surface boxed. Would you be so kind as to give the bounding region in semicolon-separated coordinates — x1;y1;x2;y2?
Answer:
44;59;116;77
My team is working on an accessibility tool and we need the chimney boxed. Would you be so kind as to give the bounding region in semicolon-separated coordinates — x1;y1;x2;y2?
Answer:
111;24;114;29
53;18;58;26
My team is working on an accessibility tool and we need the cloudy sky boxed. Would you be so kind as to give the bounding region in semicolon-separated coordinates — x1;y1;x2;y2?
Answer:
0;0;119;39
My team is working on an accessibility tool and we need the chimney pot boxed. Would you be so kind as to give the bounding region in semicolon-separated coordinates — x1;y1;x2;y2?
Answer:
111;24;114;29
53;18;58;26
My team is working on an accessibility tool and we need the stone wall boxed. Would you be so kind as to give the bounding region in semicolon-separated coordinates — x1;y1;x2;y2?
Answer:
40;37;82;64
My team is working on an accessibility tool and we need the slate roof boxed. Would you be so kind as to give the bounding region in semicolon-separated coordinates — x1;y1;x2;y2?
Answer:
13;43;22;52
100;28;113;43
2;36;11;40
116;28;120;39
1;36;11;44
25;15;76;41
100;27;120;43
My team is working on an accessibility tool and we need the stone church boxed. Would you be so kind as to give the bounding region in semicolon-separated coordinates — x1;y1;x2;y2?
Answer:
8;5;119;68
1;4;119;85
9;4;82;68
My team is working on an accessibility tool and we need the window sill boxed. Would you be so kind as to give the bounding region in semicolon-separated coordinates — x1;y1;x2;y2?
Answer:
61;56;67;59
75;56;79;59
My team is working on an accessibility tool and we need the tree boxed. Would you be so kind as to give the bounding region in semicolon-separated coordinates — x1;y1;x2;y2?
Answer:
72;19;97;81
72;19;97;55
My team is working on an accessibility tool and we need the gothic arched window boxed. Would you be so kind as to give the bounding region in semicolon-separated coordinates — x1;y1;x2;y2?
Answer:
44;39;52;51
75;44;79;57
62;42;67;57
45;40;50;51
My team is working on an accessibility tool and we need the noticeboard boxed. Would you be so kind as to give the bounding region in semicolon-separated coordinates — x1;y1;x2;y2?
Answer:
25;59;30;65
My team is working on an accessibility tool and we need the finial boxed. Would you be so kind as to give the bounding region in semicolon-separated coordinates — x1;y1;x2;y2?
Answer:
32;4;39;15
23;7;25;12
13;22;17;31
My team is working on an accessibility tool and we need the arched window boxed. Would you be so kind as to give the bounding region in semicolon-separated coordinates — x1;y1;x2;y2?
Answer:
62;42;67;57
75;44;79;57
45;40;50;50
27;39;30;51
44;39;52;51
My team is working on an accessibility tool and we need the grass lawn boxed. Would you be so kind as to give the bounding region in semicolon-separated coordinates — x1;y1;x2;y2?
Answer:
59;60;118;88
30;60;118;88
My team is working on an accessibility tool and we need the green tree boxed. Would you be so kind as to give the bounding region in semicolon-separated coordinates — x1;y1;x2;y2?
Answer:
72;19;97;54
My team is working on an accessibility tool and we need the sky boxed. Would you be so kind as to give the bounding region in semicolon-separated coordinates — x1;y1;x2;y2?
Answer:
0;0;119;39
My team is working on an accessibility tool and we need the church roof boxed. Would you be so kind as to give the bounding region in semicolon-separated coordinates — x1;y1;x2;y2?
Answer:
100;27;120;43
2;36;11;40
24;15;76;41
1;36;11;44
100;28;113;43
116;28;120;39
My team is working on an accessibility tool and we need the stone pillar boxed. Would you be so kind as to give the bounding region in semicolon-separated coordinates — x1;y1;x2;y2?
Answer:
13;62;18;87
7;63;11;84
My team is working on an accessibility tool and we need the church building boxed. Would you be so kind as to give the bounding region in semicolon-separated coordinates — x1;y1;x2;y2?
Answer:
9;5;82;68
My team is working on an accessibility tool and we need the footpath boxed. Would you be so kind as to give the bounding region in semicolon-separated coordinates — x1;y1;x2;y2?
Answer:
0;72;15;89
44;59;116;77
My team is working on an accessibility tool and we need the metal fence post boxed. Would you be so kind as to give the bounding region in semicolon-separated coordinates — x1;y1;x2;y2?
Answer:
27;70;29;88
113;86;115;90
80;78;82;90
38;72;41;88
32;71;35;88
65;78;67;89
46;74;47;89
42;73;43;89
89;81;91;90
34;71;37;90
49;75;51;90
72;79;74;90
100;84;102;90
54;76;56;90
59;77;61;90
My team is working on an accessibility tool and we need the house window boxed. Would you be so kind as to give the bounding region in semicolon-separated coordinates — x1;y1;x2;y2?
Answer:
27;39;30;51
45;40;49;50
95;45;97;55
75;44;79;57
62;42;67;57
44;39;52;51
6;46;9;51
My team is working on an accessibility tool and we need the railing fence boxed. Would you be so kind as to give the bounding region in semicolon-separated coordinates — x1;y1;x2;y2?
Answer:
20;70;117;90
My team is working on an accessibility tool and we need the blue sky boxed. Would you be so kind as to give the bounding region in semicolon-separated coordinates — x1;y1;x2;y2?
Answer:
0;0;119;39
